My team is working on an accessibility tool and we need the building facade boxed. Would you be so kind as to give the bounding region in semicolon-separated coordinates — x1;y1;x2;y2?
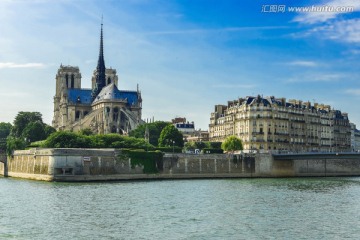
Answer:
52;24;142;134
351;123;360;152
209;96;351;153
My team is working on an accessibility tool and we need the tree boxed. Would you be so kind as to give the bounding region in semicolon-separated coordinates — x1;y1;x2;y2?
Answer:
44;124;56;137
11;112;43;138
6;137;26;156
221;136;243;153
158;125;184;147
129;121;171;146
22;121;46;142
0;122;12;152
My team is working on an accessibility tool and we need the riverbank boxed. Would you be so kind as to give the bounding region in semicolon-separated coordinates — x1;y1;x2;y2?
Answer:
1;148;360;181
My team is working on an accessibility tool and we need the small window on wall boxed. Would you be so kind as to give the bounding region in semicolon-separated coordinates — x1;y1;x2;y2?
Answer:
107;77;111;85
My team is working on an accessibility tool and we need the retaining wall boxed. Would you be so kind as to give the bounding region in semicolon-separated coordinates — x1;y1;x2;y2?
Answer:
1;148;360;182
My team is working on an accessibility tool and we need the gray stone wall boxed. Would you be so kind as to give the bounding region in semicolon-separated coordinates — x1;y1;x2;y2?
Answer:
2;148;360;181
162;154;257;176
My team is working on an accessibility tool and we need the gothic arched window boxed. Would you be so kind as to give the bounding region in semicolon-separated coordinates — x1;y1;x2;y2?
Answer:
75;111;80;120
71;74;75;88
65;74;69;88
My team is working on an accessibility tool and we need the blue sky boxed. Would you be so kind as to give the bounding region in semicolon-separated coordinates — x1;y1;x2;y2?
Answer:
1;0;360;130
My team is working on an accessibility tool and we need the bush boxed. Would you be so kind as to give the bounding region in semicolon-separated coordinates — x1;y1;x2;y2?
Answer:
6;137;26;156
155;147;182;153
208;142;222;149
42;131;92;148
42;131;155;150
202;148;224;154
28;140;46;148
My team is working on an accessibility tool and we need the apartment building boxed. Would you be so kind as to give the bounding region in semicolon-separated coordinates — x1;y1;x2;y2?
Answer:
209;96;351;152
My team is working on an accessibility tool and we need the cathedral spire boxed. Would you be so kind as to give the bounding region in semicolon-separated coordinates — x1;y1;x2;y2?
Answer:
92;19;107;101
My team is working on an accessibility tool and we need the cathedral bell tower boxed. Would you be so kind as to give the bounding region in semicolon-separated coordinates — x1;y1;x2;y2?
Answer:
91;21;107;101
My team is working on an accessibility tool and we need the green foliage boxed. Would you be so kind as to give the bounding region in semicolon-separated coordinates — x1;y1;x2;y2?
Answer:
126;150;163;174
158;125;184;147
221;136;243;153
42;131;154;150
44;124;56;137
28;140;46;148
6;137;26;156
42;131;92;148
0;122;12;152
202;148;224;154
184;141;206;150
79;128;94;136
129;121;171;146
4;112;56;154
11;112;43;138
0;122;12;138
155;147;182;153
22;121;46;142
208;142;222;149
184;141;223;151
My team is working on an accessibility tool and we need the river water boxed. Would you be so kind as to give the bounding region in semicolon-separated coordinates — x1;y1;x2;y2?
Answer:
1;177;360;240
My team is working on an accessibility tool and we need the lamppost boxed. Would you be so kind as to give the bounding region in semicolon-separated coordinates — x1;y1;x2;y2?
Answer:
173;140;175;154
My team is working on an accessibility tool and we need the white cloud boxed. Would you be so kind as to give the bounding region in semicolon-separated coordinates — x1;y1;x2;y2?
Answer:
0;62;46;69
346;89;360;95
287;61;318;67
295;19;360;43
286;73;342;83
293;0;360;24
317;19;360;43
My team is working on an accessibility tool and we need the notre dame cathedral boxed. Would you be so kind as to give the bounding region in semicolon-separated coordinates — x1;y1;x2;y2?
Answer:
52;23;143;134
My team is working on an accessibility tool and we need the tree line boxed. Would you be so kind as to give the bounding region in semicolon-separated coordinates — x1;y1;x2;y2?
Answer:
0;111;243;155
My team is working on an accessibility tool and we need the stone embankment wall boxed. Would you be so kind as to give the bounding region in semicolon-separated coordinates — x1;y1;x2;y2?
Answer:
272;158;360;177
0;154;7;177
1;148;360;181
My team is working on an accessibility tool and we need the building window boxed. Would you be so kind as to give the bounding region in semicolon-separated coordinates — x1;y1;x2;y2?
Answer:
107;77;111;85
75;111;80;120
71;74;75;88
65;74;69;88
113;107;119;121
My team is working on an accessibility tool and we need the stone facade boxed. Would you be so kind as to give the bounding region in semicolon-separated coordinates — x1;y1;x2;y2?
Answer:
209;96;351;152
52;24;142;134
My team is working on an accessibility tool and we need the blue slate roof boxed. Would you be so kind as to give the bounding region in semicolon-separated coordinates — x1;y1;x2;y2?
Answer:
68;89;92;105
119;90;139;106
92;83;139;106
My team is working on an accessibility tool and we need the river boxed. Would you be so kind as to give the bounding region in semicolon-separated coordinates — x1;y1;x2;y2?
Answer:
1;177;360;239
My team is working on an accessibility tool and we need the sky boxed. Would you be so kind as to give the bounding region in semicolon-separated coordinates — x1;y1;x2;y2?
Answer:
1;0;360;130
